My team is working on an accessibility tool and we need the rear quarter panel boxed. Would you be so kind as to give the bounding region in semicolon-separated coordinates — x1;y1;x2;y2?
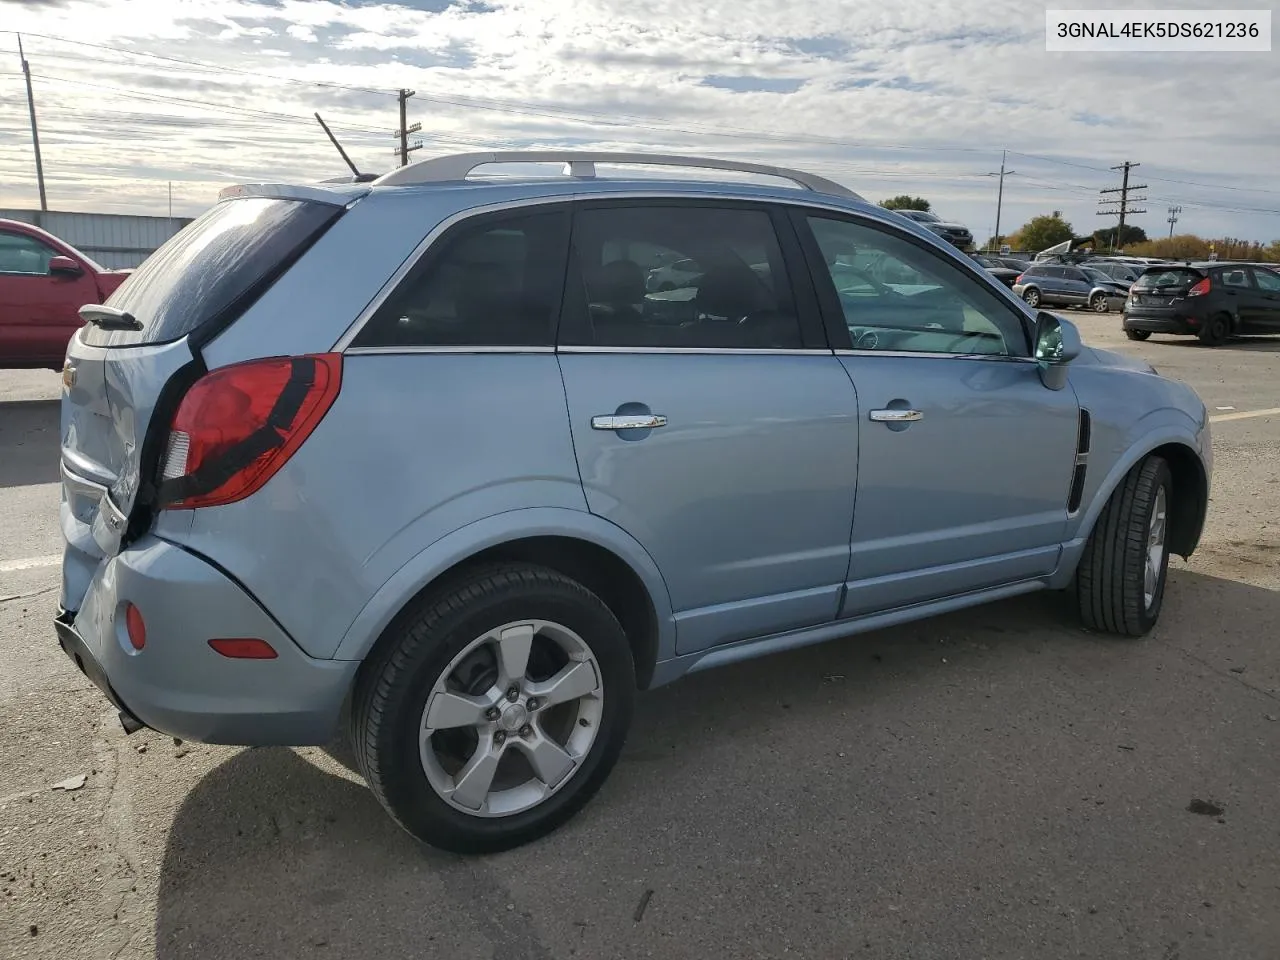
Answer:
163;353;593;660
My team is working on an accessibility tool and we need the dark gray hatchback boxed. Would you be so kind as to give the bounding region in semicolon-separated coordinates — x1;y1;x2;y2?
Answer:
1122;262;1280;345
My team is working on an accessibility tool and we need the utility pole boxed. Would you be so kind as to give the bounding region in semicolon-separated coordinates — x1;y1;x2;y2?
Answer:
985;149;1017;252
1097;161;1147;251
17;34;48;213
394;89;422;167
1167;205;1181;238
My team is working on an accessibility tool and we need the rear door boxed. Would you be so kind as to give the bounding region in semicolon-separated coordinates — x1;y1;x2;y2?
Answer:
556;199;859;655
1249;267;1280;332
0;227;99;365
1060;267;1092;304
59;195;344;610
1215;266;1257;328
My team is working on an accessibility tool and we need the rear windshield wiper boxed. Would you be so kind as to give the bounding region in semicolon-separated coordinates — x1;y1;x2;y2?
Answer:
79;304;142;331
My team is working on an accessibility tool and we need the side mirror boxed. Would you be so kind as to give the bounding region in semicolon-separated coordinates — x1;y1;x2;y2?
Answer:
1033;311;1081;390
48;256;83;277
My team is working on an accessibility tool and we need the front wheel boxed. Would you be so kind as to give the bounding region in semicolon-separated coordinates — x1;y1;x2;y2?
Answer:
1022;287;1042;308
1074;456;1172;636
352;564;635;854
1125;328;1151;341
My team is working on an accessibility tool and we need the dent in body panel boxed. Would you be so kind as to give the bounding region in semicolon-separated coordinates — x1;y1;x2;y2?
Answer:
557;352;860;655
165;354;586;659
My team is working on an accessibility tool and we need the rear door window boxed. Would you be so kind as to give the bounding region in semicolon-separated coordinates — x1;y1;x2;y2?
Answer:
82;197;342;348
560;204;804;350
1217;268;1253;289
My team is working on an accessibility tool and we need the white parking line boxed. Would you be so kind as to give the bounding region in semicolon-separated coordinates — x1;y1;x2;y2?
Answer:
1209;407;1280;424
0;554;61;574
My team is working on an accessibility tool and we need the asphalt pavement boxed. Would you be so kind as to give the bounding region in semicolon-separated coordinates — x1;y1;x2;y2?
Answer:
2;317;1278;960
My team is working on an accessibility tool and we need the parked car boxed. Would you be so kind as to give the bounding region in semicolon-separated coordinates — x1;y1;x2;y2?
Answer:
894;209;974;250
0;219;133;369
990;256;1030;272
970;253;1020;288
1083;259;1145;285
1013;262;1128;312
1123;261;1280;344
55;151;1210;855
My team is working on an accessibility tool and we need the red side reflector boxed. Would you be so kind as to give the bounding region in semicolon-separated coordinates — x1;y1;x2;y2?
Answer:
1187;277;1211;297
159;354;342;510
208;638;278;660
124;603;146;651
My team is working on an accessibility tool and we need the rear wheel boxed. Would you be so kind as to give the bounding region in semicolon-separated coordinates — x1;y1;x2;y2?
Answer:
1124;328;1151;341
352;563;635;854
1074;456;1172;637
1022;287;1042;308
1198;312;1230;346
1090;292;1110;313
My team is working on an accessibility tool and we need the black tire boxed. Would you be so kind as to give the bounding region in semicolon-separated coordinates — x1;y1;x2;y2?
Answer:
1090;292;1110;313
352;563;636;854
1022;287;1041;308
1124;328;1151;341
1198;313;1230;346
1074;456;1172;637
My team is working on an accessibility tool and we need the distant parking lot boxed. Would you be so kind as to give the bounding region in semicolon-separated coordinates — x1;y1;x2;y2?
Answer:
3;316;1278;960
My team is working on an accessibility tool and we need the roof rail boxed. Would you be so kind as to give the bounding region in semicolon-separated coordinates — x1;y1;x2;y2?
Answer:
371;150;862;200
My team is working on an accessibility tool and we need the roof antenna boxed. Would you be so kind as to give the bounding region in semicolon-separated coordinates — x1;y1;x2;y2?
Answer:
314;112;376;182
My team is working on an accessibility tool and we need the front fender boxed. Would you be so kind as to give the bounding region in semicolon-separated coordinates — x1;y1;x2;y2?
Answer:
331;507;676;662
1053;407;1208;585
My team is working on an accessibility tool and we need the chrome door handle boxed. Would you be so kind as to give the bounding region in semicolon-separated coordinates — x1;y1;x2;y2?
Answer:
869;408;922;423
591;414;668;430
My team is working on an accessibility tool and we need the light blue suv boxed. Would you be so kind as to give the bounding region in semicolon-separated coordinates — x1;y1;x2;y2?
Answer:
55;152;1211;853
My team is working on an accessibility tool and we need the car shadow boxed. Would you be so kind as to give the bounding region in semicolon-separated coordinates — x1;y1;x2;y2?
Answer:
0;399;61;488
153;567;1280;959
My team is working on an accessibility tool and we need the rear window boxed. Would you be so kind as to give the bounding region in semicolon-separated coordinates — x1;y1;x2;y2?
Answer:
82;197;341;347
1135;267;1203;290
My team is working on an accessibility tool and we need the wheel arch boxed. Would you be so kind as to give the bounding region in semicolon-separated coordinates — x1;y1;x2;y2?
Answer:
334;508;675;691
1076;431;1208;562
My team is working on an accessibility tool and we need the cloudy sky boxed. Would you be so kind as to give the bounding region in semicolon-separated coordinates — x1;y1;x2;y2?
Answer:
1;0;1277;244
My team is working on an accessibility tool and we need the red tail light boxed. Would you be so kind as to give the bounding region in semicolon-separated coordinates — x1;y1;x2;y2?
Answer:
1015;274;1025;284
1187;277;1211;297
158;354;342;510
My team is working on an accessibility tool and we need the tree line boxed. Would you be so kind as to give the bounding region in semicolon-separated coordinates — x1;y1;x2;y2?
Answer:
878;196;1280;261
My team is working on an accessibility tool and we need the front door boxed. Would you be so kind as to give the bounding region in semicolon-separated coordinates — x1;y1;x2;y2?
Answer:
0;229;96;365
1246;267;1280;333
794;210;1081;617
556;200;860;655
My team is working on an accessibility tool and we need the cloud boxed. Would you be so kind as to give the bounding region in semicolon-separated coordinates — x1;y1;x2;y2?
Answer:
0;0;1275;242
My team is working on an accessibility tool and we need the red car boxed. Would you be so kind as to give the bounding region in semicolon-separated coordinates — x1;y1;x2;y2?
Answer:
1;218;133;369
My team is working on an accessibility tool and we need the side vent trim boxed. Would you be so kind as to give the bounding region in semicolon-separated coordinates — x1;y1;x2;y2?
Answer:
1067;408;1091;514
